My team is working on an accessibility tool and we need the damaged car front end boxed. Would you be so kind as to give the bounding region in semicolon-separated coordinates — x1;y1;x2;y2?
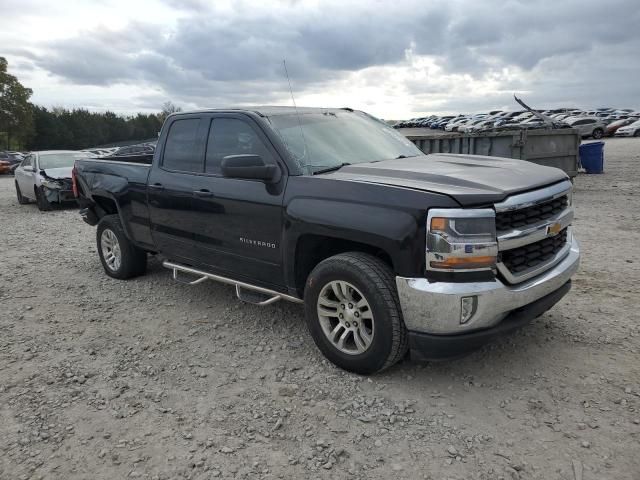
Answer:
40;171;75;204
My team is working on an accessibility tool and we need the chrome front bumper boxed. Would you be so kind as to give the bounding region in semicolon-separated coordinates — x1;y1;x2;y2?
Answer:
396;236;580;335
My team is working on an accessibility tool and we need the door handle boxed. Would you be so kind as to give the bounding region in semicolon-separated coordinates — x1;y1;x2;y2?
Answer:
193;189;214;198
149;183;164;190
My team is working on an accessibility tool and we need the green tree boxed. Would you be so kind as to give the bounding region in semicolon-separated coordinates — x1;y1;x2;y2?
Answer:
0;57;34;149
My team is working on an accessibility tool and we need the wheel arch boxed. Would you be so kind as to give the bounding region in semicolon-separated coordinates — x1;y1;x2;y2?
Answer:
292;234;395;297
92;195;138;244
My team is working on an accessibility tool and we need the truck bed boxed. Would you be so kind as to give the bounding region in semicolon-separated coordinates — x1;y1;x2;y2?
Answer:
75;157;154;249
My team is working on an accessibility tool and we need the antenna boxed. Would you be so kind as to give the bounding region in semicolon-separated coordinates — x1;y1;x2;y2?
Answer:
283;59;308;165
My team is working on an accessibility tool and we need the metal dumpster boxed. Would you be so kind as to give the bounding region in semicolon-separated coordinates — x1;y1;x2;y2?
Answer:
399;128;580;178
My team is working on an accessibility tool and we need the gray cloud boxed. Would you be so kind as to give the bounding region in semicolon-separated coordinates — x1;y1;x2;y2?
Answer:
5;0;640;113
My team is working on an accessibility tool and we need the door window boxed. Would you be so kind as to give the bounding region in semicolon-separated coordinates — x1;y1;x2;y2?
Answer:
162;118;203;172
21;154;33;168
205;118;272;175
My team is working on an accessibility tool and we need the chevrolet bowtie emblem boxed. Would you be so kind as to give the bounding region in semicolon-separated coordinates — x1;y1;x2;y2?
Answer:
547;222;562;236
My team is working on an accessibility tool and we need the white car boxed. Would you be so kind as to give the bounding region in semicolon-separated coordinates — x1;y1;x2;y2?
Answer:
14;150;86;210
565;117;606;139
615;120;640;137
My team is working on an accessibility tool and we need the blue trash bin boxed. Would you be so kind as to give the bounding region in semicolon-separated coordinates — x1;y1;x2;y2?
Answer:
579;142;605;174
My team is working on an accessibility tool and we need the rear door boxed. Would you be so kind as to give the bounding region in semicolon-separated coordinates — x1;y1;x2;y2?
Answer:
574;119;594;136
187;114;287;288
147;115;207;263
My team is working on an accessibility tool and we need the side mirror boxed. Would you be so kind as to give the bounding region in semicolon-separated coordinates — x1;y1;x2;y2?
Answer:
23;165;34;172
221;154;278;181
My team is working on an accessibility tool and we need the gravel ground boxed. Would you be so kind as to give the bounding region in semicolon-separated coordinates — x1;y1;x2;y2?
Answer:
1;138;639;480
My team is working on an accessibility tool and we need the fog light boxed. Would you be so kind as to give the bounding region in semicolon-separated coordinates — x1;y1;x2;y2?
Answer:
460;296;477;324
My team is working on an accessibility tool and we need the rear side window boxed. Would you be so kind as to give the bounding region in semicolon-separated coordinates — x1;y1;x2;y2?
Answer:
205;118;272;175
163;119;202;172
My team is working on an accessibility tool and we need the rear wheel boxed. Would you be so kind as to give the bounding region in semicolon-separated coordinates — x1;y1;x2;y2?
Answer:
592;128;604;139
97;214;147;279
35;187;52;211
15;182;29;205
304;252;408;374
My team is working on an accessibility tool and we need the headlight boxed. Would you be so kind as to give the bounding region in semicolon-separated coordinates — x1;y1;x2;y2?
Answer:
426;208;497;272
41;179;62;189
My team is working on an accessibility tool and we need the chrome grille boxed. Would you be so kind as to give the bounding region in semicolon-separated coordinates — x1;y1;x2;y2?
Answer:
500;229;567;274
496;195;568;232
495;180;573;284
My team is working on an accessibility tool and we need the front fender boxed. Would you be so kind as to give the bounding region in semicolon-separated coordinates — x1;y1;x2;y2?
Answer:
281;176;461;289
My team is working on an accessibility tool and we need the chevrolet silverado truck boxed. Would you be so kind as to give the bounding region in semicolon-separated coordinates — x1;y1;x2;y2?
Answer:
74;107;580;374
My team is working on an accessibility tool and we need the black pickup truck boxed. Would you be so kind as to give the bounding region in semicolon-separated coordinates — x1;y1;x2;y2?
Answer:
74;107;580;374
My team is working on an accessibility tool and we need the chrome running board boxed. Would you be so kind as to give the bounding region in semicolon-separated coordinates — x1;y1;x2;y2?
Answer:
163;261;304;305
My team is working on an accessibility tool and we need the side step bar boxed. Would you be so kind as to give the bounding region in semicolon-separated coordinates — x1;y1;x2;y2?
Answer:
162;261;304;306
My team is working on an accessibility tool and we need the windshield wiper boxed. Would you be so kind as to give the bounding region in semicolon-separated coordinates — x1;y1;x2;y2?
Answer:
395;154;419;159
311;163;352;175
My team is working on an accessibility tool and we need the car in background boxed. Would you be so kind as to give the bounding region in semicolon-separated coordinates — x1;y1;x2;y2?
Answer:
564;117;606;139
458;118;487;132
0;151;24;174
464;119;497;133
0;160;11;174
605;118;635;137
444;117;471;132
615;120;640;137
14;150;87;210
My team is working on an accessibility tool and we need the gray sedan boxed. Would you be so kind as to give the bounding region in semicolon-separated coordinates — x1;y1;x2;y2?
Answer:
14;150;86;210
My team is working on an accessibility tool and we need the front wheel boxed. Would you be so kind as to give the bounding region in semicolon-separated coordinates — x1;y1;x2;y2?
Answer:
592;128;604;139
304;252;408;374
35;187;52;211
634;130;640;137
97;214;147;279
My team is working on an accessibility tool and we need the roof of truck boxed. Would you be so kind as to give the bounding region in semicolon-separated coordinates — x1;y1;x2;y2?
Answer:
173;106;355;117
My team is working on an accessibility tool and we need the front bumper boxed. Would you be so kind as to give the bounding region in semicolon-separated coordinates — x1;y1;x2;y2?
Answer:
396;236;580;356
43;186;75;203
407;281;571;361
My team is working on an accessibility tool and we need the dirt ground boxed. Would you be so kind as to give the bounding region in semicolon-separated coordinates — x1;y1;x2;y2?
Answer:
1;138;638;480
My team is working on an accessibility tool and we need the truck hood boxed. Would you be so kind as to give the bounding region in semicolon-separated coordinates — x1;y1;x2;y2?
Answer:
326;154;568;206
40;167;73;180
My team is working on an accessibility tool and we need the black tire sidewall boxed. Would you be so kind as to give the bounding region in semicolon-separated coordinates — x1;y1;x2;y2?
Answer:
35;187;51;211
304;258;399;374
593;129;603;139
15;182;27;204
96;216;146;279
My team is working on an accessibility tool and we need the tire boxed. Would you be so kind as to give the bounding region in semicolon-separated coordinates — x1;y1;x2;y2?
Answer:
304;252;408;375
592;128;604;139
634;130;640;137
15;182;29;205
35;187;52;211
97;214;147;279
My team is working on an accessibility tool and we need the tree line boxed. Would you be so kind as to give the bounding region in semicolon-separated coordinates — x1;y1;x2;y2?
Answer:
1;56;179;151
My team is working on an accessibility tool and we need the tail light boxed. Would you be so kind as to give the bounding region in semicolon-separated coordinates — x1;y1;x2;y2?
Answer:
72;165;78;197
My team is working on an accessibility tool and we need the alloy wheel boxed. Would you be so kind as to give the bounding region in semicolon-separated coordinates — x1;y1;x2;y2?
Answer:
316;280;375;355
100;229;122;271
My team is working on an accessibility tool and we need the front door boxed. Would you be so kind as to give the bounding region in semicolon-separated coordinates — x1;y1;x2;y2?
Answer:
15;154;36;199
188;114;287;288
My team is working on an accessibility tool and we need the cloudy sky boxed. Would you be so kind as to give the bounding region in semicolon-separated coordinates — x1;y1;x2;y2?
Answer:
1;0;639;119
